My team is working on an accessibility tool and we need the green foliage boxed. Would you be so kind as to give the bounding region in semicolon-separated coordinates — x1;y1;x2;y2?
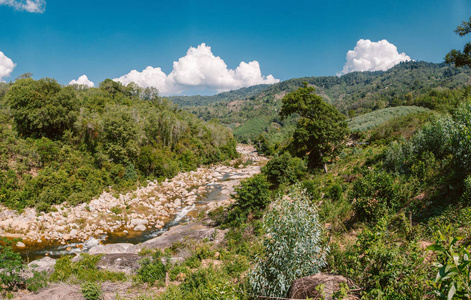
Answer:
157;266;242;300
254;134;273;156
445;17;471;68
136;250;169;285
280;82;349;168
248;185;328;298
81;282;102;300
50;254;126;283
0;241;24;292
183;61;471;147
348;106;431;132
6;78;78;139
428;232;471;299
0;77;238;211
351;170;415;223
261;152;306;188
329;218;432;299
225;174;272;226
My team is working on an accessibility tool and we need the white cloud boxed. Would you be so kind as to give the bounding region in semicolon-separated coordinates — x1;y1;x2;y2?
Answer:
339;39;411;75
68;75;94;87
114;43;279;95
0;0;45;13
0;51;16;82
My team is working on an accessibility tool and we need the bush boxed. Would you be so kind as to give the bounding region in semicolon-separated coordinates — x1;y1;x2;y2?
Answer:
136;250;168;285
351;170;413;223
0;241;24;292
329;218;432;299
81;282;102;300
428;233;471;299
262;152;307;188
248;185;328;298
225;174;272;226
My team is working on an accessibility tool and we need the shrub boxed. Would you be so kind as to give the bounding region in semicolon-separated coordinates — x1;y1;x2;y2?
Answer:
81;282;102;300
0;241;24;292
248;185;328;298
428;232;471;299
225;174;272;226
136;250;168;285
262;152;307;188
329;218;432;299
351;170;413;223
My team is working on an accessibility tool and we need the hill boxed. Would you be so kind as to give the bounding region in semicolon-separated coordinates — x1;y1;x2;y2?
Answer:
179;61;471;143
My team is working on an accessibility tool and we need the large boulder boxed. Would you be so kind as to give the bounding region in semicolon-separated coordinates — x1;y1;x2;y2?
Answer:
88;243;138;255
27;257;56;274
287;273;359;300
96;254;141;274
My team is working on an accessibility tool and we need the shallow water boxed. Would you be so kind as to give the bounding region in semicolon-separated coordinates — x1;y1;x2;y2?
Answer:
18;180;233;261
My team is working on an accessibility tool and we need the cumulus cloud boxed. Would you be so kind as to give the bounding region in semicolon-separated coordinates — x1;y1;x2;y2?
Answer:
0;51;16;82
114;43;279;95
68;75;94;87
339;39;411;75
0;0;45;13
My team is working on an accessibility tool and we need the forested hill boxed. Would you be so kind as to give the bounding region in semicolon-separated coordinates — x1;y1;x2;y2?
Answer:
0;78;238;212
168;84;270;107
181;61;471;143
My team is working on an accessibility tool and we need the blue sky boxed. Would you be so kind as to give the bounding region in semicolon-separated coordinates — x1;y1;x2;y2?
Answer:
0;0;470;95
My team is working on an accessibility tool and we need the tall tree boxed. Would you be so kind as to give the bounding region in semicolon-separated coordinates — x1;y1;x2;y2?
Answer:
6;78;78;139
280;82;349;170
445;17;471;67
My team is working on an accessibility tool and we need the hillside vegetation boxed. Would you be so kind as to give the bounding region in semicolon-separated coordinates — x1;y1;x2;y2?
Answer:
180;61;471;144
0;78;237;212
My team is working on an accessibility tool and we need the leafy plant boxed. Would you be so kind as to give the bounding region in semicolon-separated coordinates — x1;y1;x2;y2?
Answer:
81;282;102;300
0;240;24;292
136;250;169;285
225;174;272;226
248;185;328;298
428;232;471;299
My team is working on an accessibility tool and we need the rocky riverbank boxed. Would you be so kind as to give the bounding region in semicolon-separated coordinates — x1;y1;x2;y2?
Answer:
0;145;266;250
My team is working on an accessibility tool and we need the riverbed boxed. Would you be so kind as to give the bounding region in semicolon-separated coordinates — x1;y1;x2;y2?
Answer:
0;145;266;260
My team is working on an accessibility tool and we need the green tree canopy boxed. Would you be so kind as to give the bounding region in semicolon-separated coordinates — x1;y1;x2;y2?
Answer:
280;82;349;168
5;78;78;139
445;17;471;67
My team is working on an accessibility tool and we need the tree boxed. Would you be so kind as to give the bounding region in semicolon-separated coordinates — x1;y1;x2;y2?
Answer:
6;78;78;139
280;82;349;169
445;17;471;67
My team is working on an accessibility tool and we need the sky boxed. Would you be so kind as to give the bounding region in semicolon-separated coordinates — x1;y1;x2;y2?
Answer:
0;0;470;95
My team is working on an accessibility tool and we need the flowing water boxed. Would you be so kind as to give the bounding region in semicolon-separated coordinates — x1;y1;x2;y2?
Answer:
18;172;245;261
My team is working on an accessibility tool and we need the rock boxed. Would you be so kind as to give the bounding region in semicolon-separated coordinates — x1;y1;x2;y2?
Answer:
134;224;146;231
27;257;56;274
89;243;138;255
286;273;358;300
174;198;181;206
96;254;141;274
137;222;220;251
62;234;71;240
16;242;25;248
130;218;148;227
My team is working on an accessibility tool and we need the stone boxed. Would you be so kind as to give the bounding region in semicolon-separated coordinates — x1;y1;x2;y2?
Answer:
96;254;141;274
27;257;56;274
16;242;25;248
134;224;146;231
286;273;358;300
130;218;148;227
174;198;181;206
62;234;71;240
89;243;138;255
